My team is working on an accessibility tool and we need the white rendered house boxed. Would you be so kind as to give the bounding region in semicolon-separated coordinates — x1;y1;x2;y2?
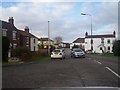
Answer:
30;37;39;51
85;31;116;53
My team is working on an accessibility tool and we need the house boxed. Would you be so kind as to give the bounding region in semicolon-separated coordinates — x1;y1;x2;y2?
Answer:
38;38;54;49
60;42;70;48
85;31;116;53
70;38;85;50
1;17;39;53
18;26;39;51
71;31;116;53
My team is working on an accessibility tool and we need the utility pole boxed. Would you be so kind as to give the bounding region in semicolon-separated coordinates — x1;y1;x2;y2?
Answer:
81;13;93;53
48;21;50;55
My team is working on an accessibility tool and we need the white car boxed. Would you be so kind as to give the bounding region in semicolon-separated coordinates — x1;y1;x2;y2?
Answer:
51;49;65;59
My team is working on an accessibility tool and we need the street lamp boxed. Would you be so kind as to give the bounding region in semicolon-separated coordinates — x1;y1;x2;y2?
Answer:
48;21;50;55
81;13;93;52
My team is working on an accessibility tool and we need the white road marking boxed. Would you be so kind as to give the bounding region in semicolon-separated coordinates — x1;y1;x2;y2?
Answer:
94;60;102;65
96;61;102;64
106;67;120;78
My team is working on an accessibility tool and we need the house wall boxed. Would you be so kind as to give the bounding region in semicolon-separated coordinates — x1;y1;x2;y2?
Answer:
85;38;115;53
30;38;38;51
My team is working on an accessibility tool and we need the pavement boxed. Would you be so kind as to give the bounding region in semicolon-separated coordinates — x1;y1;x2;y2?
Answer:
2;48;119;89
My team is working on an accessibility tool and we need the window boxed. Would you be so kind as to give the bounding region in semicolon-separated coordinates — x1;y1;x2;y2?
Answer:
13;31;17;40
26;37;29;44
26;45;29;47
2;29;7;36
34;39;36;44
91;39;93;44
91;46;93;50
101;38;104;43
107;39;110;44
100;47;102;50
108;46;110;51
34;46;35;51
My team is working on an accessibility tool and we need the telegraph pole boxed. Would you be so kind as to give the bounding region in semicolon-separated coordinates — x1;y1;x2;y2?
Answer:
48;21;50;55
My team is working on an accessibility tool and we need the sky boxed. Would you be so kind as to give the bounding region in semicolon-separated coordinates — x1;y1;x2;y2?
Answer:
0;0;119;42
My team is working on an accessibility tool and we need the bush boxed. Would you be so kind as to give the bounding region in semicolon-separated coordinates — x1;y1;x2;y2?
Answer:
12;47;31;61
113;40;120;56
2;36;10;62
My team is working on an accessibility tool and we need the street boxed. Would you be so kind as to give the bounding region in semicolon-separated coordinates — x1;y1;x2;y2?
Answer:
2;48;119;89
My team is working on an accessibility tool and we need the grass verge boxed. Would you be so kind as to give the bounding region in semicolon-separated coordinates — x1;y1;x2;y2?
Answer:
31;55;50;62
88;53;119;59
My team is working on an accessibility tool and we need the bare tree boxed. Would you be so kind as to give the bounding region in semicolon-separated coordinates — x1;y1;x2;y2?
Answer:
54;36;63;44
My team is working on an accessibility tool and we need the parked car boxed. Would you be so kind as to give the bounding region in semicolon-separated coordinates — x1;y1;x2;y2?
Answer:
71;48;85;58
51;49;65;59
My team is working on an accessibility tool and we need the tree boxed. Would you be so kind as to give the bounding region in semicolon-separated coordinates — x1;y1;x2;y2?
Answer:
113;40;120;56
2;36;10;62
54;36;63;45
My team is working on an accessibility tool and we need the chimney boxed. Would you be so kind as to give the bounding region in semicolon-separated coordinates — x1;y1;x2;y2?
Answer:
85;32;88;37
113;31;116;37
25;26;29;33
8;17;14;25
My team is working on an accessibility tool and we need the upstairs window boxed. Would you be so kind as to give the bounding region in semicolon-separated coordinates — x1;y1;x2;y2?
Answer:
13;31;17;40
107;39;110;44
26;37;29;44
101;38;104;44
2;29;7;36
34;39;36;44
91;39;93;44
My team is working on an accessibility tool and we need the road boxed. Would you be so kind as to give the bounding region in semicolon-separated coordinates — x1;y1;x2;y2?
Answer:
2;48;119;89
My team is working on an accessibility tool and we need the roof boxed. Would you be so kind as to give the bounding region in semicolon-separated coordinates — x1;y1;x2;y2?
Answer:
18;30;39;39
1;20;39;39
85;34;115;38
39;38;53;41
1;20;17;31
73;38;85;43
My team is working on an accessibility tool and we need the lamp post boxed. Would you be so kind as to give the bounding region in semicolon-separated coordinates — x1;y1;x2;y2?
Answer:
81;13;93;53
48;21;50;55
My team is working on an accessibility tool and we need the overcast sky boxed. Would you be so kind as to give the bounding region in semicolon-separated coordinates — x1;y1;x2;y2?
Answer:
0;0;118;42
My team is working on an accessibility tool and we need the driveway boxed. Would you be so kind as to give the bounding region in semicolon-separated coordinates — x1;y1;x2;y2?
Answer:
2;48;119;89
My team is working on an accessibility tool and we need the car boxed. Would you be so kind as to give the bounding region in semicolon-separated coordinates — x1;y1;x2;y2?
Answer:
71;48;85;58
51;49;65;59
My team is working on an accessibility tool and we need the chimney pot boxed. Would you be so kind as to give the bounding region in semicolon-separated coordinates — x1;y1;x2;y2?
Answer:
25;26;29;33
8;17;14;25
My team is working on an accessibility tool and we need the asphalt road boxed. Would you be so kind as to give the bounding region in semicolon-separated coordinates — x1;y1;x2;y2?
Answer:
2;48;119;89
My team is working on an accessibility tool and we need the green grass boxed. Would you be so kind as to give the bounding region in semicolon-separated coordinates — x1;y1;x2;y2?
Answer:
92;53;120;60
31;55;50;62
88;53;119;59
101;53;119;58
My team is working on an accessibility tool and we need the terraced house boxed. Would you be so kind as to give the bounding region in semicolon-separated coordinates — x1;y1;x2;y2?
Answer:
1;17;39;53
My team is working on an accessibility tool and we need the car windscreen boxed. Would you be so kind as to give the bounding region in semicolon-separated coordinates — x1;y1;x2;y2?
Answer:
53;50;61;52
74;50;82;52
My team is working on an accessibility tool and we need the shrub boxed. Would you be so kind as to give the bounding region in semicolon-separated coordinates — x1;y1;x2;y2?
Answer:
113;40;120;56
2;36;10;62
12;47;31;61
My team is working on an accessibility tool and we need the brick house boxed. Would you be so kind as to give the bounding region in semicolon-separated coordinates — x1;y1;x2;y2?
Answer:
1;17;39;53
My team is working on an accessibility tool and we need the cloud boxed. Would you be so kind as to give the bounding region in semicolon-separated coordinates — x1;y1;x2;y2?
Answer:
1;2;118;42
